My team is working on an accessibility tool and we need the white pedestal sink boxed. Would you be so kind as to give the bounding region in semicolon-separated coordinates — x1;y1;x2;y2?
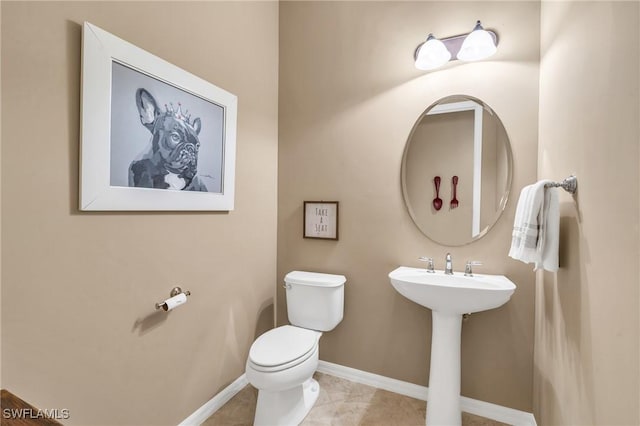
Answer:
389;266;516;426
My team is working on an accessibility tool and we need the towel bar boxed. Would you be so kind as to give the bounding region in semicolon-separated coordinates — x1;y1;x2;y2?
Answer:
545;175;577;194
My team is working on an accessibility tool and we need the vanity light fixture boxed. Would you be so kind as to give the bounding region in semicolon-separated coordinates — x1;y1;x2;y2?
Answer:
414;20;498;71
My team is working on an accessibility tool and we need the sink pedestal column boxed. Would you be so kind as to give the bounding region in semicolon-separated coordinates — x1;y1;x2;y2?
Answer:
425;311;462;426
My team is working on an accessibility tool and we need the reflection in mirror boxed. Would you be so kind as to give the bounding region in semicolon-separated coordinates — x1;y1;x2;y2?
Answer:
401;95;512;246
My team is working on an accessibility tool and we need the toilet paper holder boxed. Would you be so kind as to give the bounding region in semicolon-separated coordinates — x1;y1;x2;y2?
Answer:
155;286;191;310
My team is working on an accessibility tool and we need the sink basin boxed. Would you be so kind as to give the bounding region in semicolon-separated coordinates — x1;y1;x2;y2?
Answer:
389;266;516;425
389;266;516;314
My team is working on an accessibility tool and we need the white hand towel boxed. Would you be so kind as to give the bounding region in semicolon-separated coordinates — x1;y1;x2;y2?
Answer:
509;180;559;271
508;180;549;264
536;186;559;272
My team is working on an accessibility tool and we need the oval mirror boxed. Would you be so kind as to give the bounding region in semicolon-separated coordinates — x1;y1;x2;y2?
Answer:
401;95;513;246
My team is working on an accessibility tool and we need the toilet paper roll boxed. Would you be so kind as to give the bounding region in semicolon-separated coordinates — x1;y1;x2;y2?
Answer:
161;293;187;311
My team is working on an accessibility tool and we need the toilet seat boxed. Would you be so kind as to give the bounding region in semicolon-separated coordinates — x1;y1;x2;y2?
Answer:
248;325;321;373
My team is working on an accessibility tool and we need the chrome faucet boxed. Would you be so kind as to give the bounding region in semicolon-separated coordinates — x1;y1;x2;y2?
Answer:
464;261;483;277
445;253;453;275
419;256;435;273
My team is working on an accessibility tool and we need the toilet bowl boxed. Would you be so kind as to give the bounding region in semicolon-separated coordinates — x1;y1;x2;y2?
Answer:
245;271;346;426
246;326;322;426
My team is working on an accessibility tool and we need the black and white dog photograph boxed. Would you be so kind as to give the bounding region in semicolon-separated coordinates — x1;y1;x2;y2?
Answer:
109;62;224;193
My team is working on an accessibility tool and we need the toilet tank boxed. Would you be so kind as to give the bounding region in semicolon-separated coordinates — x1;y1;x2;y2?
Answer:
284;271;346;331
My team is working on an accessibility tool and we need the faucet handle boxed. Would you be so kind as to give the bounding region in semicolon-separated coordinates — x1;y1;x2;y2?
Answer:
464;261;483;276
418;256;435;273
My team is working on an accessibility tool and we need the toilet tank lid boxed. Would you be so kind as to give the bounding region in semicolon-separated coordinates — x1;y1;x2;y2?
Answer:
285;271;346;287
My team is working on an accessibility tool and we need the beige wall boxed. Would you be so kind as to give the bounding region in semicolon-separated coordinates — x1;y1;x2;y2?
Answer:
1;2;278;425
278;1;540;411
535;1;640;424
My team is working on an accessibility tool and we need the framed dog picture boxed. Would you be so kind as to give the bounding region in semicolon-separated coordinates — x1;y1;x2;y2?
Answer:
80;22;237;211
303;201;339;240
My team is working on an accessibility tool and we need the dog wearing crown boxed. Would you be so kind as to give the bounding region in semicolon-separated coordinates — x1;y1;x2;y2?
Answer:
129;88;209;191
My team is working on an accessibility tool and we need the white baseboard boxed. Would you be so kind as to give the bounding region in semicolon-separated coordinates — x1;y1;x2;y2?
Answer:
317;360;537;426
178;374;248;426
317;359;429;401
179;361;537;426
459;395;537;426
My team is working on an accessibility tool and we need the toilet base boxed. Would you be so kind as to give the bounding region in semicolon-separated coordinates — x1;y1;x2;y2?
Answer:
254;377;320;426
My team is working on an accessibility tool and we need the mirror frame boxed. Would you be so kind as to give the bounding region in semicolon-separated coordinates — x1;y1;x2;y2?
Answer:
401;95;513;246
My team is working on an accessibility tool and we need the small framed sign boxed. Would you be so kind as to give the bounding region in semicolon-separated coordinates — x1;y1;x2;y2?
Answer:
304;201;339;240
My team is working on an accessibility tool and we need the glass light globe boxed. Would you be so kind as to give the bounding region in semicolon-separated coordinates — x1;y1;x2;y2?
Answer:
457;21;497;61
415;35;452;71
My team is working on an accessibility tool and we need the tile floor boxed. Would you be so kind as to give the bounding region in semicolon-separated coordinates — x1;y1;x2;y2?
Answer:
203;372;509;426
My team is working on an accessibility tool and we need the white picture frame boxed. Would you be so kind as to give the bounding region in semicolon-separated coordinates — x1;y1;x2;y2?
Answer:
80;22;237;211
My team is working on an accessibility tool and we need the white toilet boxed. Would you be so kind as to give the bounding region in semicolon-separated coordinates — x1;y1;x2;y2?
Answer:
246;270;346;426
